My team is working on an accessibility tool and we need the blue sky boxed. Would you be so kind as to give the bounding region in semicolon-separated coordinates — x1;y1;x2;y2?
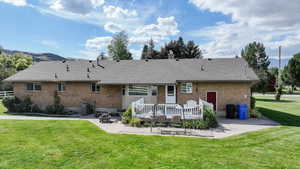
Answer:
0;0;299;60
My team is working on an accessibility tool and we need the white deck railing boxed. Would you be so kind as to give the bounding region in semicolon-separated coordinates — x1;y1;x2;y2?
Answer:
0;91;14;99
132;98;204;120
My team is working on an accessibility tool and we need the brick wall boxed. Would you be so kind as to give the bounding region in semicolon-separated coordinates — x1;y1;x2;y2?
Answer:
13;82;122;109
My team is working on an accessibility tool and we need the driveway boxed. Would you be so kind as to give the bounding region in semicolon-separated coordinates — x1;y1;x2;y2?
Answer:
0;115;279;139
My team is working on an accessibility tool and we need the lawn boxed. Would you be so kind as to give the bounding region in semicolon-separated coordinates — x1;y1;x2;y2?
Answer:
0;97;300;169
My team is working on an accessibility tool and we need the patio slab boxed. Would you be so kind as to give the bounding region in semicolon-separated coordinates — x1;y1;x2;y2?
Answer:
89;117;279;138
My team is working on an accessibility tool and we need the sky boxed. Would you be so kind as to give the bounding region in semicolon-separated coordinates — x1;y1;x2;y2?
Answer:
0;0;299;60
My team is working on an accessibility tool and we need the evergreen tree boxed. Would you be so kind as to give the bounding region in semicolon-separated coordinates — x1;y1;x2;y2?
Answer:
241;42;270;93
107;31;133;60
282;53;300;92
185;41;203;59
141;44;148;60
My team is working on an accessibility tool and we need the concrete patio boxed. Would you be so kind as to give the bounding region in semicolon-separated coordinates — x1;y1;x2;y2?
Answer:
0;115;279;138
89;117;279;138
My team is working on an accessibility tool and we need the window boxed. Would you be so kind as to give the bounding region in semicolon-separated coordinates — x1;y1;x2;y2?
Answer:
91;83;101;93
57;82;66;92
181;83;193;94
151;86;158;96
26;83;41;91
128;85;148;96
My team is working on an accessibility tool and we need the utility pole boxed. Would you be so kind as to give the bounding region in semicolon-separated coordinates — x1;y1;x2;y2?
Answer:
275;46;282;100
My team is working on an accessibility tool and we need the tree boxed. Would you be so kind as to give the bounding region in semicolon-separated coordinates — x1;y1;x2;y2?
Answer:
141;44;148;60
241;42;270;93
185;41;203;59
282;53;300;93
107;31;132;60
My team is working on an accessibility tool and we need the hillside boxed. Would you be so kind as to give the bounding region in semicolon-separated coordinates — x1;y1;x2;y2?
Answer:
0;48;66;62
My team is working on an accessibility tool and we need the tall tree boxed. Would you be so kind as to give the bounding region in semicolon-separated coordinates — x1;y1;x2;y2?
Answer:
241;42;270;93
107;31;132;60
282;53;300;92
185;41;203;59
141;44;148;60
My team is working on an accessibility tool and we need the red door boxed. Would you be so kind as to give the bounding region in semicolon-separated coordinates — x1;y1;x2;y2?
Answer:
207;92;217;111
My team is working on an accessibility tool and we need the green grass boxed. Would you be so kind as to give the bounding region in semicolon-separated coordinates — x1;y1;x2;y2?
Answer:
0;97;300;168
0;99;7;115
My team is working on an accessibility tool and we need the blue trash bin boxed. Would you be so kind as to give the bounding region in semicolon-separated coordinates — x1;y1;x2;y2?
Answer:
236;104;248;120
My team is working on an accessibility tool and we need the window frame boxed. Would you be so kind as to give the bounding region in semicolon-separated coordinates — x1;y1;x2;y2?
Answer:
180;83;193;94
57;82;66;92
91;82;101;93
26;82;42;91
128;85;149;96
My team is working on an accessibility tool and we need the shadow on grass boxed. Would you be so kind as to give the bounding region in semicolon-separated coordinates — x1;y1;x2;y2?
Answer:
258;107;300;127
255;98;294;103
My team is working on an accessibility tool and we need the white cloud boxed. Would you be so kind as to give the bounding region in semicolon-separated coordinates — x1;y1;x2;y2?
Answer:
104;22;123;33
0;0;26;6
130;49;142;59
103;5;138;19
41;40;59;49
50;0;105;14
85;36;112;51
189;0;300;30
189;0;300;58
134;16;179;37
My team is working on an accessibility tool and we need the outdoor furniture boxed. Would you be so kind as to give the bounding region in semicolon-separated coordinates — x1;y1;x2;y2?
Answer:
99;113;111;123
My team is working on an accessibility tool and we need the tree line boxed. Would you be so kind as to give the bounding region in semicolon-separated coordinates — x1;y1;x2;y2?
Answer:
0;50;33;90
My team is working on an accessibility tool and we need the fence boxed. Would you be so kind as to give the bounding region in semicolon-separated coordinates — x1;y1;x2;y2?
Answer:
0;91;14;99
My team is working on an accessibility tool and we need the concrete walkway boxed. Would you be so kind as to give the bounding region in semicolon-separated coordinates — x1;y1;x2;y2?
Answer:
0;115;279;139
254;93;300;98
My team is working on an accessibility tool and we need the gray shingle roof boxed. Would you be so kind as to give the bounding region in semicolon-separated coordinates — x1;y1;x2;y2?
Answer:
4;58;259;84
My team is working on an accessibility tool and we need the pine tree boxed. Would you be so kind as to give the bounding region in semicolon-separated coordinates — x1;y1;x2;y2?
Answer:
185;41;203;59
141;45;148;60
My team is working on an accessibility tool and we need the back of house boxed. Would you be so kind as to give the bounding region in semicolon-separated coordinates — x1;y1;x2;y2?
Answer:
3;58;259;116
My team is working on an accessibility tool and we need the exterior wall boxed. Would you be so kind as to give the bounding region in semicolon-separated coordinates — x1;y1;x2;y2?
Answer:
157;85;165;104
176;82;252;116
13;82;122;109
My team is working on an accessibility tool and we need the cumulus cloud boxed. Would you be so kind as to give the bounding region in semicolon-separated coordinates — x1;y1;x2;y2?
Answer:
85;36;112;50
104;22;123;33
189;0;300;30
0;0;26;6
50;0;105;14
188;0;300;58
103;5;138;19
134;16;179;36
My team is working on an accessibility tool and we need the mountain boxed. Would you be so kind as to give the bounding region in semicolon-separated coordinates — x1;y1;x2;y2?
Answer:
269;58;290;68
0;48;66;62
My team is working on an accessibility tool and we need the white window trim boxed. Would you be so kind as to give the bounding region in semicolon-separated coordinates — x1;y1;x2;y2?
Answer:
180;83;193;94
57;82;66;92
127;85;149;96
91;83;101;93
26;82;42;91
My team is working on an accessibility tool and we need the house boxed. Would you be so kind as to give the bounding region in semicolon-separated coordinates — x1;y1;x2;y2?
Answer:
3;58;259;116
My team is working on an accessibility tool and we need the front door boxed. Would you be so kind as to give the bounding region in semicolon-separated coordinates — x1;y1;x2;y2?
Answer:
207;92;217;111
166;85;176;104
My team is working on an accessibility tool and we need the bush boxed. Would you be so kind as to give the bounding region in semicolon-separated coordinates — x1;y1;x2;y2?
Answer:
85;103;95;114
251;97;256;109
203;108;218;128
2;97;20;112
45;105;56;114
250;108;262;118
129;118;141;127
122;106;132;124
32;104;43;113
183;120;209;129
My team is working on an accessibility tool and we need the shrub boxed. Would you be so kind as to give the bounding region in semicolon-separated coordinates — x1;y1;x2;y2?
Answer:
2;97;20;112
45;105;56;114
129;118;141;127
183;120;209;129
251;97;256;109
250;108;262;118
203;108;218;128
122;106;132;124
32;104;43;113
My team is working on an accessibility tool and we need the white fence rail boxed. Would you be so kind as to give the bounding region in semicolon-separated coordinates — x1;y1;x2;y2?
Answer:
132;98;204;120
0;91;14;99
